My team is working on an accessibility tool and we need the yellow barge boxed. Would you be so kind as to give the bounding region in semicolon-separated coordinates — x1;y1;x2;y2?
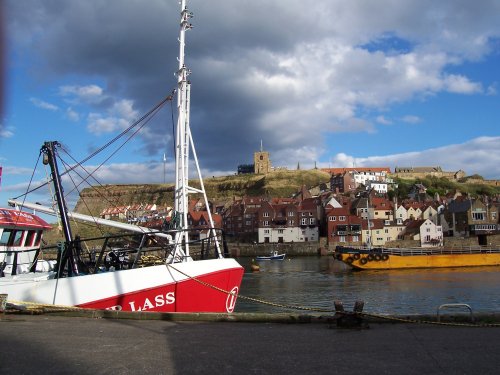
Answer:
335;246;500;270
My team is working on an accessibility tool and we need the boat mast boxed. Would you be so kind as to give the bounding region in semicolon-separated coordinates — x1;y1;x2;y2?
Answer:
174;0;221;259
41;141;79;275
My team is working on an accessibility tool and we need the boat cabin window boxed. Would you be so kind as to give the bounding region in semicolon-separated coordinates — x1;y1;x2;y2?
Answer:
0;229;14;245
13;230;25;246
25;230;37;247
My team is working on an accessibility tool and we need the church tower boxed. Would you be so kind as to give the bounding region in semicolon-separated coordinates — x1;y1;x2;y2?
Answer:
254;140;271;174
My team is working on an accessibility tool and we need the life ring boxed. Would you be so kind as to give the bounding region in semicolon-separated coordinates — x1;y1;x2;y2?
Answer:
353;253;361;260
346;256;354;264
367;254;374;261
381;254;389;261
374;254;382;261
360;258;368;265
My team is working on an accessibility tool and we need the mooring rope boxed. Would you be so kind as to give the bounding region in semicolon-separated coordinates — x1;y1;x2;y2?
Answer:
5;264;500;328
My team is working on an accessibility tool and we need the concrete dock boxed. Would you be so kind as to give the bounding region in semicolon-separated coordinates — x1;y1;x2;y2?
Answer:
1;312;500;374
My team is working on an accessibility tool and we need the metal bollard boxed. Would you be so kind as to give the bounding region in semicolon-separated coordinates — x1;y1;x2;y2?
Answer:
0;294;7;313
330;300;368;329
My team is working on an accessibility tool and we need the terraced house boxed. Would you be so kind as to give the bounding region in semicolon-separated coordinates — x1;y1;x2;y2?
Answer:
257;198;320;243
444;197;499;244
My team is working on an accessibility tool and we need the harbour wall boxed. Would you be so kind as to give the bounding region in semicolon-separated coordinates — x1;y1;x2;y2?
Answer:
229;234;500;257
229;242;326;258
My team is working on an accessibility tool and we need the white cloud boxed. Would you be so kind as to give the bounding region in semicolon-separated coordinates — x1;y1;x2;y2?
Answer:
328;136;500;179
401;115;422;124
376;116;393;125
86;98;139;135
0;128;14;138
444;74;483;94
59;84;104;104
30;97;59;111
66;107;80;122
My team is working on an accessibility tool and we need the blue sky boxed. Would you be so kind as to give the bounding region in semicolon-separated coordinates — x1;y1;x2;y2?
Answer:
1;0;500;211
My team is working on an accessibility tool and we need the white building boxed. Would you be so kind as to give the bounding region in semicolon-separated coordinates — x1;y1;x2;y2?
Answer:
419;219;443;247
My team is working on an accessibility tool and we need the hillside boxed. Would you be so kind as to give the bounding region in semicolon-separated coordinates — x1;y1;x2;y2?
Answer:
73;169;331;217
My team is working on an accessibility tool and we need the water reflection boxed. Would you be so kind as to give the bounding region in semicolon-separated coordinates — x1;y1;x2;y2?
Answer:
235;256;500;315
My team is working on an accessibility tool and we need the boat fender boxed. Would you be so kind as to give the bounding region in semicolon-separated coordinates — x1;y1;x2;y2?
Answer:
360;258;368;265
374;254;381;261
353;253;361;260
367;254;374;261
381;254;389;261
345;256;354;264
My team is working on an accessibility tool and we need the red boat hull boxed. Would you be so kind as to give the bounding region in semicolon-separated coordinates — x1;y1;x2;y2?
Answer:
78;266;244;313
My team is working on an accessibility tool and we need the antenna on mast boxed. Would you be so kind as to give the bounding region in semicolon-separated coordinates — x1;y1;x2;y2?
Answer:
173;0;222;260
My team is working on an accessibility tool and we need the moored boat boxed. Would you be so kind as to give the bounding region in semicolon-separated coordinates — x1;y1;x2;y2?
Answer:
256;250;286;261
0;0;244;313
335;245;500;270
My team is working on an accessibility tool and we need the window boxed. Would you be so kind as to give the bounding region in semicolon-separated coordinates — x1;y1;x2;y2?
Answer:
472;212;485;221
352;235;359;242
263;212;269;217
0;229;13;245
339;236;346;242
264;221;269;226
301;218;307;225
25;230;37;247
278;229;284;234
309;218;315;225
289;220;295;226
339;216;346;221
12;230;24;246
288;211;295;216
329;216;336;221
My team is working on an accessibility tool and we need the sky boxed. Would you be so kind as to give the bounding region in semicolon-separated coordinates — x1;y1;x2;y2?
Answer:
1;0;500;211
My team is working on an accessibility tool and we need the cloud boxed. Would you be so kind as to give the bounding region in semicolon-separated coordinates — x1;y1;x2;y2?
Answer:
5;0;500;174
329;136;500;179
30;97;59;111
376;116;393;125
59;84;104;103
444;74;483;94
66;107;80;122
0;127;14;138
86;99;139;135
401;115;422;124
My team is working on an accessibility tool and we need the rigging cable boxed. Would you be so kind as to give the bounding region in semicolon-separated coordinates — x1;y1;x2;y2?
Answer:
12;92;175;200
9;153;41;226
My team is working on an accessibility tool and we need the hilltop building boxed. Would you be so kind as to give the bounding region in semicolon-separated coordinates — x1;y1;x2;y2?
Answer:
237;141;272;175
393;166;465;180
254;143;271;174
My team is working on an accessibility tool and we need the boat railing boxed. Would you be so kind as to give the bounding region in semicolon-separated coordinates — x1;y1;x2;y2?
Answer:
335;244;500;257
0;247;41;276
0;226;230;277
381;245;500;256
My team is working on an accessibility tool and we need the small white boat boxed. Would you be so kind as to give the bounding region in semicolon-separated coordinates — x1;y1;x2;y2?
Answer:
256;251;286;261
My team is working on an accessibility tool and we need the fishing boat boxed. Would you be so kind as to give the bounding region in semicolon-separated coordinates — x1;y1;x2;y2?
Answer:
256;250;286;261
335;245;500;270
0;0;244;313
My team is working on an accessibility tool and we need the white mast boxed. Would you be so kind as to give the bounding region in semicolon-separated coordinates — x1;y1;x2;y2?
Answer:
174;0;221;259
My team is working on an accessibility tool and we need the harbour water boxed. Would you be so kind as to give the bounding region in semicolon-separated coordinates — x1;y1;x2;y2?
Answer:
235;256;500;315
